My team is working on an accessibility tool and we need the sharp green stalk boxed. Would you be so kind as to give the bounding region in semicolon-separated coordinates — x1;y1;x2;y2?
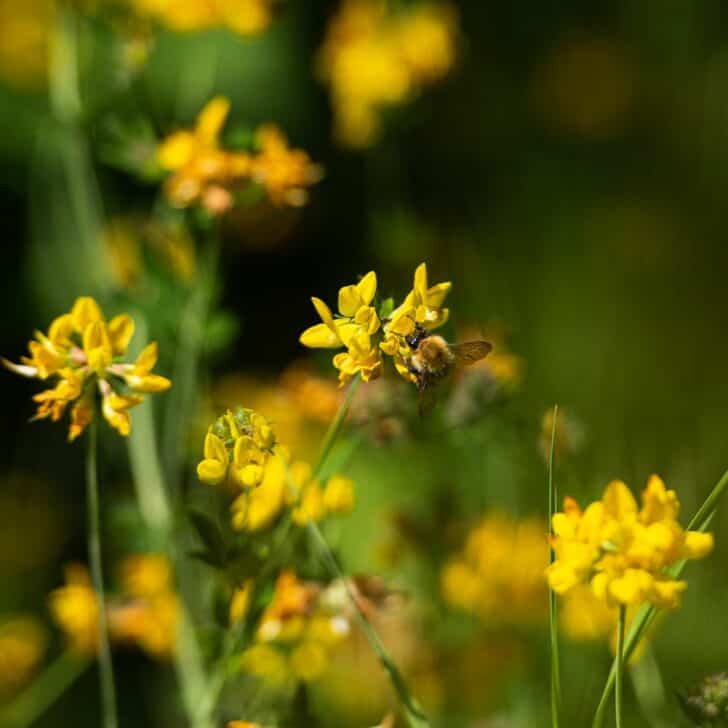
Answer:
548;404;561;728
592;466;728;728
85;422;118;728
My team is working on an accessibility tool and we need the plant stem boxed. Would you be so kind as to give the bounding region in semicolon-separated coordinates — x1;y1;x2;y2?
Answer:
162;232;221;487
311;375;361;480
0;652;90;728
307;521;430;728
616;605;626;728
303;375;429;727
592;466;728;728
547;404;561;728
85;421;118;728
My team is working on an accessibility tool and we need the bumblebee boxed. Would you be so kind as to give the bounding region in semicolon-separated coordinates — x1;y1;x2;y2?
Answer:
404;323;492;392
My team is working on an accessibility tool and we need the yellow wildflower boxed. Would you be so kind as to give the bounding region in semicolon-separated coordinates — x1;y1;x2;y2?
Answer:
197;407;276;489
317;1;458;147
323;474;356;514
0;617;46;694
441;513;548;624
547;475;714;609
230;581;254;625
292;481;327;526
49;564;99;654
299;270;383;385
251;125;323;207
0;0;52;89
129;0;274;36
3;297;171;440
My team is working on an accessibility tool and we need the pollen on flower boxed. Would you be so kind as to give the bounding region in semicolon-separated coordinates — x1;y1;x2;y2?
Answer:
546;475;714;610
2;296;171;441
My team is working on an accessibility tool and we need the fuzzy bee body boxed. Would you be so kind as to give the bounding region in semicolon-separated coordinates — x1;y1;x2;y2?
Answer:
403;324;492;397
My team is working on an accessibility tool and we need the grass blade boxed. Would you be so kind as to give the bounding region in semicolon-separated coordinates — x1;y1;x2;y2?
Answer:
548;404;561;728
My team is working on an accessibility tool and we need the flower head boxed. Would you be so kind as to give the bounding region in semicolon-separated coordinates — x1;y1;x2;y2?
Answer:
49;564;99;654
0;617;46;694
3;297;171;440
197;407;277;489
547;475;714;609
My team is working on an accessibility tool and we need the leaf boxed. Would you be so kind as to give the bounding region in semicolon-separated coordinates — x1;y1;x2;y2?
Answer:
378;297;395;319
187;509;226;566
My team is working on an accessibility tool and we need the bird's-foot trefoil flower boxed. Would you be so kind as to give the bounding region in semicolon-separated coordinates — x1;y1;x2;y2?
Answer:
3;297;171;441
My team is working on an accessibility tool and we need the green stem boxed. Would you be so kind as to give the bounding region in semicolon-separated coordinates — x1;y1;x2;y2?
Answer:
592;466;728;728
616;605;626;728
85;422;118;728
311;375;361;480
548;405;561;728
307;521;430;728
629;645;669;728
162;233;221;487
0;652;90;728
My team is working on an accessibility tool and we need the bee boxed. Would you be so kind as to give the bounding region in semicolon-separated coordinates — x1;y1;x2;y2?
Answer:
403;323;492;410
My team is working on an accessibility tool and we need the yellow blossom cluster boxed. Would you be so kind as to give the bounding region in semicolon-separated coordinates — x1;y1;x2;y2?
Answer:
0;0;52;89
2;297;171;441
239;571;351;684
441;513;548;624
197;407;276;489
157;97;322;214
128;0;274;36
0;617;47;694
49;556;179;659
317;0;458;147
230;455;356;531
547;476;714;609
299;262;451;387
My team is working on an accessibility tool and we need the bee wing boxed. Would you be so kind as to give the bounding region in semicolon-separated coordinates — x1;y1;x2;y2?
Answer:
449;340;493;365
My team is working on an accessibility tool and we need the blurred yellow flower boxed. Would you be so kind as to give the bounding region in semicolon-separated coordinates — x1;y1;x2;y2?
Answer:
230;580;254;625
441;513;548;624
547;475;714;609
49;564;99;654
317;1;458;147
2;296;171;440
157;98;321;213
323;474;356;514
129;0;274;36
0;0;52;89
197;407;276;489
0;617;47;694
241;571;350;685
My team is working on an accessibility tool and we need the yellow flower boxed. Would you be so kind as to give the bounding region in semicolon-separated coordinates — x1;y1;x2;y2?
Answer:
3;297;170;440
0;617;46;695
251;125;323;207
49;564;99;654
121;554;173;598
290;640;329;682
292;481;327;526
441;513;548;624
197;407;277;489
317;1;458;147
231;453;289;530
0;0;52;89
547;476;714;609
230;581;254;625
323;474;356;514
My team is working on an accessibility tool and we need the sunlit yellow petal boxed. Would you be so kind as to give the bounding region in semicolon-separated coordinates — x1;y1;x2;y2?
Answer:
107;314;135;356
299;323;340;348
195;96;230;146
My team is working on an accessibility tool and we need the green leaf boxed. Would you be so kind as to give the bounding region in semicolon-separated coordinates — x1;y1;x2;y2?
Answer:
187;509;226;566
378;297;395;319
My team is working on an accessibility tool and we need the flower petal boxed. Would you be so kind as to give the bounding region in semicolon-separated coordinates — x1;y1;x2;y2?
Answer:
299;323;340;348
356;271;377;305
108;314;135;357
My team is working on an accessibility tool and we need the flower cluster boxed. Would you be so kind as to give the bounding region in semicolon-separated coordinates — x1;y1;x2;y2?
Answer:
230;455;356;531
157;97;322;214
0;617;46;695
547;476;714;609
239;570;351;684
317;1;458;147
197;407;276;489
49;556;179;659
128;0;274;36
299;262;451;386
441;513;548;624
3;297;171;441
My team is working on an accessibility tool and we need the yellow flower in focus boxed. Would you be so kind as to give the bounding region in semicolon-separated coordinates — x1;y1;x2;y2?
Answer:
547;475;714;609
3;297;171;440
441;513;548;624
49;564;99;654
0;618;46;694
318;1;458;148
231;452;289;530
197;408;276;489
